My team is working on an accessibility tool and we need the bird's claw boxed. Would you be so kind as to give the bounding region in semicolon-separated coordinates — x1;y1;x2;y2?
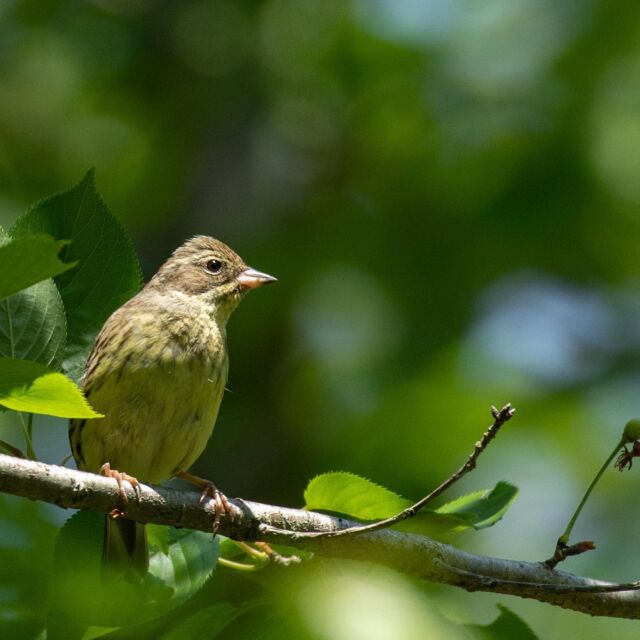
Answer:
100;462;141;507
198;481;233;535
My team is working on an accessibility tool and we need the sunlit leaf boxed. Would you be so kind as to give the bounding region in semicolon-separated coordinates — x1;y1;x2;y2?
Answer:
0;357;102;418
12;170;142;381
305;471;409;519
304;472;465;535
466;604;539;640
436;482;518;530
0;232;75;302
304;472;517;536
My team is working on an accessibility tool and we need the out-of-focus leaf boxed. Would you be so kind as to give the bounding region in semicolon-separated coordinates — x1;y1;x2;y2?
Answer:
304;472;517;536
0;357;102;418
49;514;220;638
48;511;106;640
82;628;118;640
160;603;239;640
466;605;539;640
82;626;118;640
12;170;142;381
0;232;75;302
436;482;518;530
86;594;252;639
0;494;58;638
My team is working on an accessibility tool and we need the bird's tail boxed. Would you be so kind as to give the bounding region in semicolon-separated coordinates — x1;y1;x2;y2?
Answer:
102;516;148;582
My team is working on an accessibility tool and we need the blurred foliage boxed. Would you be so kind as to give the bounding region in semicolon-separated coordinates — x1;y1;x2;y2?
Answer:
2;0;640;637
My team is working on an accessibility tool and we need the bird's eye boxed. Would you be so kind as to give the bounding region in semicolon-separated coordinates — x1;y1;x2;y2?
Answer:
206;259;222;274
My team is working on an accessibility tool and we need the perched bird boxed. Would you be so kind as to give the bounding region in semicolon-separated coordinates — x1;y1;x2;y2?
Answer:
69;236;275;579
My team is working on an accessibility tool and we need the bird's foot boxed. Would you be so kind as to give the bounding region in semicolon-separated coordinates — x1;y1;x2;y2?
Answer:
176;471;234;535
100;462;141;508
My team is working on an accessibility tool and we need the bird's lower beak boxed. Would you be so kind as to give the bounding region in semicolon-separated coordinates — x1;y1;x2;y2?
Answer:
236;267;277;289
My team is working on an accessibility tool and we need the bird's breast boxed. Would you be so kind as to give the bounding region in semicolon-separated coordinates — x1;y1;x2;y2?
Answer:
75;304;229;482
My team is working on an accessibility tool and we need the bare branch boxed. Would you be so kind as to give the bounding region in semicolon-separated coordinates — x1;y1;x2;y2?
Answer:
1;453;639;619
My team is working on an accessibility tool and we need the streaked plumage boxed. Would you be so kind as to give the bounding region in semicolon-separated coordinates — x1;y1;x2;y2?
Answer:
69;235;275;578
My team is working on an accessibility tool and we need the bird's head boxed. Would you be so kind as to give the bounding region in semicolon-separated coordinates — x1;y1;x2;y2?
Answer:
146;235;276;324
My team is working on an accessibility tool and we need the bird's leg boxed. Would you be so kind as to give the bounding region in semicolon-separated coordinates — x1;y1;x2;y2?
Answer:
100;462;141;515
176;471;233;535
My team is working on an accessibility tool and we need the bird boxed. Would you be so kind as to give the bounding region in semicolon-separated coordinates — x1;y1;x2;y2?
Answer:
68;235;275;580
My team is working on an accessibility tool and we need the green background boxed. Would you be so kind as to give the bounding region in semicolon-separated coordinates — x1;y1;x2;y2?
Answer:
2;1;640;637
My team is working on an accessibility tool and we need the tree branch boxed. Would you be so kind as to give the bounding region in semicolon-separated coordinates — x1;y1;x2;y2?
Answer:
1;453;638;619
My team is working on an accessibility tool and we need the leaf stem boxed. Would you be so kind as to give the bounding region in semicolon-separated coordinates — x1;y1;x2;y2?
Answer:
217;557;262;572
559;439;624;544
17;412;37;460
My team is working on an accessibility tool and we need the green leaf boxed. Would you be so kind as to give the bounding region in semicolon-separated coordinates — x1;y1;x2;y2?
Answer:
0;280;66;369
0;227;67;370
147;524;170;555
0;357;102;418
12;169;142;381
0;232;76;302
467;605;539;640
305;471;408;519
0;494;58;635
82;628;118;640
48;511;106;639
148;528;219;607
49;513;220;637
436;481;518;530
304;472;466;536
159;603;239;640
304;472;517;536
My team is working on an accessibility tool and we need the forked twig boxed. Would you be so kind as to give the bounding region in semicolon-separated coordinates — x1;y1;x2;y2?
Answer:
283;403;515;541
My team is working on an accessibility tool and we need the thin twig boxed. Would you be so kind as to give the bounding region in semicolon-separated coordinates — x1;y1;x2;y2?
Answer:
0;438;26;458
288;403;516;540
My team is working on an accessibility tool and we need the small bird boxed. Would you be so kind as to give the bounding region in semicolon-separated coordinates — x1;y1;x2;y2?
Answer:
69;236;275;579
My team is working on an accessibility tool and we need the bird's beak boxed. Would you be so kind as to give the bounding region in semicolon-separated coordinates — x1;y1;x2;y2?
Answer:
236;267;277;289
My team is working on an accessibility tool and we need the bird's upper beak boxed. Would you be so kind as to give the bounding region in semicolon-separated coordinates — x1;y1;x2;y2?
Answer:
236;267;277;289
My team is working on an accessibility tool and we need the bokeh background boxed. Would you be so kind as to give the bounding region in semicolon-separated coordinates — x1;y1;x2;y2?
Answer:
3;0;640;637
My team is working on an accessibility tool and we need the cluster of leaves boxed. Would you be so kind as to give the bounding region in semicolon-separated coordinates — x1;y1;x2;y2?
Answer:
0;173;533;639
0;169;141;457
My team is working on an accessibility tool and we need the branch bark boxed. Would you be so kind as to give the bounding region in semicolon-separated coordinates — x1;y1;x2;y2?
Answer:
1;453;638;619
